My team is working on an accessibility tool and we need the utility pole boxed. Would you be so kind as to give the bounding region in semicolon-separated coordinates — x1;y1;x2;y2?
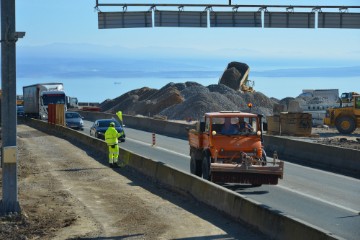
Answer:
1;0;21;214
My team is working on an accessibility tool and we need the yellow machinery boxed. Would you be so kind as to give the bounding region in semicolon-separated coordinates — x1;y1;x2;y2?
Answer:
340;92;359;103
16;95;24;106
218;62;255;93
324;94;360;134
0;91;23;106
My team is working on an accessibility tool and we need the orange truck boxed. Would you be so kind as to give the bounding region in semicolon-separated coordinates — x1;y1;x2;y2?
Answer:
188;111;284;186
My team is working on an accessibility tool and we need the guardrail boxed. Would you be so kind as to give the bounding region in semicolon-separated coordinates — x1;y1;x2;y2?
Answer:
21;117;342;240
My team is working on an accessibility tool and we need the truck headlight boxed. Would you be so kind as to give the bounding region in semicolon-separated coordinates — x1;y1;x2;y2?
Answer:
257;131;261;136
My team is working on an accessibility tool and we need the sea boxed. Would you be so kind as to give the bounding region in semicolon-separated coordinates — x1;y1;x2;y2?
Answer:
16;76;359;103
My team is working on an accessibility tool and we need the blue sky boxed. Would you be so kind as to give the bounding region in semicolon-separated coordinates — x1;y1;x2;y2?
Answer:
12;0;360;101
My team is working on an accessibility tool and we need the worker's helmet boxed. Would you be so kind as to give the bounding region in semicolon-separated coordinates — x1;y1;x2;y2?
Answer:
109;122;115;127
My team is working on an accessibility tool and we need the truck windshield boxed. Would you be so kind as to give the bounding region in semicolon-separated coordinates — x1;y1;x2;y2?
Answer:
356;97;360;109
212;117;258;135
70;98;78;105
42;94;66;105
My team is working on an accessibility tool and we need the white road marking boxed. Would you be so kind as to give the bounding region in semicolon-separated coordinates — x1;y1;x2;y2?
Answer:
127;137;360;214
285;161;360;182
126;137;189;158
276;184;359;214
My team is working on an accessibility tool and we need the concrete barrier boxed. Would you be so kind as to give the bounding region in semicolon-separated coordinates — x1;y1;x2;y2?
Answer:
21;118;342;240
78;111;360;178
264;135;360;178
78;111;193;139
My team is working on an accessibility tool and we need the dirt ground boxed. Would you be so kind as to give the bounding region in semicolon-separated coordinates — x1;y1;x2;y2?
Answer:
0;124;268;240
310;127;360;150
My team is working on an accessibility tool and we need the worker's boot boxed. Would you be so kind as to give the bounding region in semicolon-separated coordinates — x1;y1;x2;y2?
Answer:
113;158;119;168
118;159;125;168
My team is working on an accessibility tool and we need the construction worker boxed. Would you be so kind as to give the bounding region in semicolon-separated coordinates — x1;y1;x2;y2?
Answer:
105;122;122;168
238;117;253;132
221;118;239;135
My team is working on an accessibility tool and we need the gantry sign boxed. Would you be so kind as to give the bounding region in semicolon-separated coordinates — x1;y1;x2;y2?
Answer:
95;1;360;29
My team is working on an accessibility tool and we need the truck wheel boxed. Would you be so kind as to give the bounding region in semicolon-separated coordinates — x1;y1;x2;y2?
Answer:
251;184;262;187
190;156;203;177
335;116;356;134
196;160;202;177
202;154;211;180
190;156;196;174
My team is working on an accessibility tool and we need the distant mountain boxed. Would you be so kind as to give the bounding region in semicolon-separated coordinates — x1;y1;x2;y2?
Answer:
16;43;360;79
252;66;360;78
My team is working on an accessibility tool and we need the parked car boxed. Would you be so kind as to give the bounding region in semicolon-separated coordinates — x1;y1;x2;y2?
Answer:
65;111;84;130
17;105;25;116
90;119;125;142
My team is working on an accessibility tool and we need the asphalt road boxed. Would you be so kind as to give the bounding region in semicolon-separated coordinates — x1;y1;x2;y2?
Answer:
82;121;360;240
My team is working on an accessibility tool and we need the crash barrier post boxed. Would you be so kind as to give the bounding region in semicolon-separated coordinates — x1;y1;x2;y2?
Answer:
48;104;55;124
152;133;156;146
55;104;65;126
48;104;65;126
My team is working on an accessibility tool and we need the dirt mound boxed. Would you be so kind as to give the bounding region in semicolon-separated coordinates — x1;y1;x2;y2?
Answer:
100;87;158;113
100;80;281;121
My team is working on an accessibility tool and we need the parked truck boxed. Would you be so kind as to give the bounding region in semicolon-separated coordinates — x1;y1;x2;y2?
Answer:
66;96;79;109
23;83;66;119
324;94;360;134
338;91;359;107
188;111;284;186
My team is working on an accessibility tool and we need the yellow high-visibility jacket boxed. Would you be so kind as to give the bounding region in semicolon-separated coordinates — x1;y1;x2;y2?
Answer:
105;127;121;146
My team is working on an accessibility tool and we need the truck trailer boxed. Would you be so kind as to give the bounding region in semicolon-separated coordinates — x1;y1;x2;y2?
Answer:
23;83;66;119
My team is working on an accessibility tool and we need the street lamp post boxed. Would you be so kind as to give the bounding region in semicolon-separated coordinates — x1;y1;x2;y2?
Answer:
1;0;21;214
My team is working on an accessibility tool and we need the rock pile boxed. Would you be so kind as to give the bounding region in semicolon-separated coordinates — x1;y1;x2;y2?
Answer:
100;81;277;121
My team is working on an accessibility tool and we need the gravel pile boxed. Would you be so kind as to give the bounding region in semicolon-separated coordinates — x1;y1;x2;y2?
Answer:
99;59;286;121
102;81;278;121
101;80;280;121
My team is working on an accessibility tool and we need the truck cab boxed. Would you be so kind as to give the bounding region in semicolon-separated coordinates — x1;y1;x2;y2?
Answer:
40;90;67;119
202;112;263;160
